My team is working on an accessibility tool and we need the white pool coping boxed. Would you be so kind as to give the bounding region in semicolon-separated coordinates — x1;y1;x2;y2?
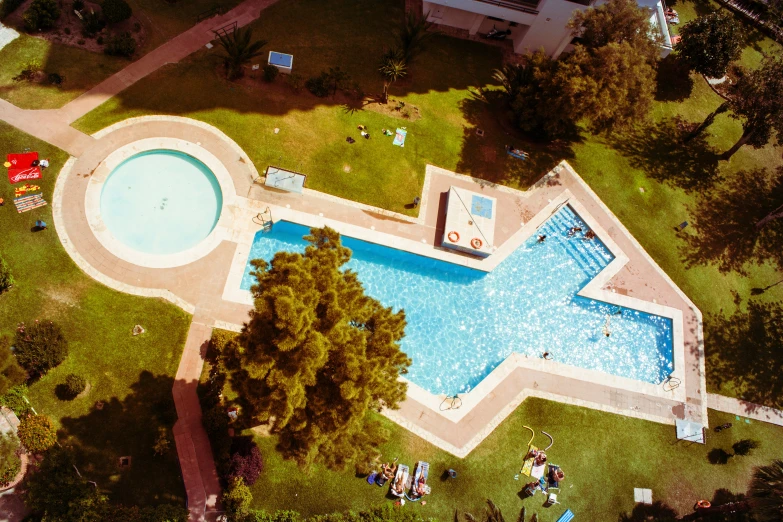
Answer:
84;138;239;269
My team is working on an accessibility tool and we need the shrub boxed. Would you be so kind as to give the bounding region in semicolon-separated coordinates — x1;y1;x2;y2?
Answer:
132;21;140;32
77;38;85;45
227;442;263;485
1;0;25;17
0;384;30;417
305;73;330;97
104;32;136;57
286;72;304;93
63;26;70;35
72;0;84;10
64;374;86;398
23;0;61;31
96;35;103;44
102;0;131;24
81;9;104;37
17;414;57;453
223;477;252;518
153;427;171;456
262;64;279;82
14;320;68;376
0;337;26;397
0;255;14;294
0;432;21;487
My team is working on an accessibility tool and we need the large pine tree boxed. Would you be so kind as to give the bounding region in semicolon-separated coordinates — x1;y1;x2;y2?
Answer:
234;227;410;471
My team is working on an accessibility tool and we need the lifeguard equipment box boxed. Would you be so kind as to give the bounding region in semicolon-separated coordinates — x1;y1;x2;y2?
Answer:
441;186;496;258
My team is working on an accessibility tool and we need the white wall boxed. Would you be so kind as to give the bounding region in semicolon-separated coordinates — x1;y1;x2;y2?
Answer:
425;0;540;24
513;0;589;56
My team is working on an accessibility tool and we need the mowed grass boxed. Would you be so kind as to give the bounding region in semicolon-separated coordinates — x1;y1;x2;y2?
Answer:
0;33;126;109
229;395;783;520
0;122;191;505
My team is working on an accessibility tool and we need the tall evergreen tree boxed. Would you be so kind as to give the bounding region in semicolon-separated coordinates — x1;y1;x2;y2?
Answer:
568;0;660;60
233;227;410;471
676;12;743;79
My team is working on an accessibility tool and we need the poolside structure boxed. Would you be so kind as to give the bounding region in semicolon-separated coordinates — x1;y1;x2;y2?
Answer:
268;51;293;74
441;186;496;257
263;166;306;194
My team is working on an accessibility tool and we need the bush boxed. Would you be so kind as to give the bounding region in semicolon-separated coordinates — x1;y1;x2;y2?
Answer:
227;442;263;485
72;0;84;10
0;384;30;417
132;21;140;32
104;32;136;57
64;373;86;398
0;432;21;487
14;320;68;376
0;337;26;397
23;0;61;31
0;255;14;294
17;414;57;453
262;64;279;82
63;26;70;35
286;72;304;93
1;0;25;17
223;477;252;518
81;9;104;37
96;35;103;44
305;73;330;97
102;0;131;24
77;38;85;44
153;427;171;456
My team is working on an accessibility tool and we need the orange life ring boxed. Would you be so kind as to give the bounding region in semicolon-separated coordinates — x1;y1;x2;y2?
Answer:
471;238;483;249
696;500;711;509
447;231;460;243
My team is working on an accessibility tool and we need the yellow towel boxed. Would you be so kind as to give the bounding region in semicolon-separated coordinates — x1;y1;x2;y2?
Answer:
520;446;538;476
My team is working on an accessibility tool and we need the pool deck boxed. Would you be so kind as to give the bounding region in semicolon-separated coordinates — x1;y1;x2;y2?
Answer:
53;116;707;460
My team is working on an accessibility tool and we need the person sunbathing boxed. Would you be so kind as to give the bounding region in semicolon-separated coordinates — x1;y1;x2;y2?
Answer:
416;476;427;496
393;474;405;493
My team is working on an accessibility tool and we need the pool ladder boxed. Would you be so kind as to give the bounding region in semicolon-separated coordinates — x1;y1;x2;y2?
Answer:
253;207;273;232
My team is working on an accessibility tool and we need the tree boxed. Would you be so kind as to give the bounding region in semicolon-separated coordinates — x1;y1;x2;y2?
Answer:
23;0;60;31
396;10;436;64
223;477;252;519
102;0;131;24
104;32;136;57
0;254;14;294
25;447;107;521
568;0;660;59
232;227;410;471
492;63;527;102
721;57;783;160
18;414;57;453
0;432;21;487
750;460;783;521
676;12;743;78
0;336;26;397
14;320;68;376
227;441;263;485
217;26;267;80
378;49;407;104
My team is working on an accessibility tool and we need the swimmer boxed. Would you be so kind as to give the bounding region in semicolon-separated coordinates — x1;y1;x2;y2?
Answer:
542;352;553;360
584;230;596;240
537;234;547;243
567;226;583;236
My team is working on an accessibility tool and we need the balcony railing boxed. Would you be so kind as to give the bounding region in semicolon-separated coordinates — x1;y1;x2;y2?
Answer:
471;0;540;15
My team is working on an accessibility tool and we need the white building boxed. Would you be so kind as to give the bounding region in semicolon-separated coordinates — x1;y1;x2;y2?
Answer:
422;0;673;57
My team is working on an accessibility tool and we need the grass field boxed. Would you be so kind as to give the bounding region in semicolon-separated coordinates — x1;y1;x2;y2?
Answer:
0;122;191;505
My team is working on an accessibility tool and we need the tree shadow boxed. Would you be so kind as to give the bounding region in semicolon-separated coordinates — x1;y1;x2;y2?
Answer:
679;167;783;273
618;500;679;521
707;448;731;465
455;89;577;188
58;371;184;506
611;117;720;190
655;55;694;102
704;301;783;409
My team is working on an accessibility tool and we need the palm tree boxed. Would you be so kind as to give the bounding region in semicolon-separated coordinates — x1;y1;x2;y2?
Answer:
217;26;267;80
378;49;407;103
749;459;783;521
492;63;528;101
397;11;437;64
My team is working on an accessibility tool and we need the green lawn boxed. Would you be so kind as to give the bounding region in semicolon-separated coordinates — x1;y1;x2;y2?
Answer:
0;122;191;506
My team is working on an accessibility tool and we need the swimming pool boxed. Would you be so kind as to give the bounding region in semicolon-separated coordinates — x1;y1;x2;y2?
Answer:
100;150;223;255
240;206;674;394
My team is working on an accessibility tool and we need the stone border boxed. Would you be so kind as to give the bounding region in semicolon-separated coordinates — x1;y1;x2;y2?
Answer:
83;138;238;269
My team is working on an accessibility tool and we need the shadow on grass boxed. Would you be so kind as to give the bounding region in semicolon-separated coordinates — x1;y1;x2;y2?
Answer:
611;117;720;190
679;167;783;273
618;500;679;521
655;55;694;102
708;448;732;465
58;371;184;506
455;89;577;188
704;301;783;409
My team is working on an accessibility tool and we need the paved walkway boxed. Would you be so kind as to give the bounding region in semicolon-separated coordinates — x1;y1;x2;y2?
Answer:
707;393;783;427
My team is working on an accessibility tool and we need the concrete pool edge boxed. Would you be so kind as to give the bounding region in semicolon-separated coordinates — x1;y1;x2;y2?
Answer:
84;138;238;269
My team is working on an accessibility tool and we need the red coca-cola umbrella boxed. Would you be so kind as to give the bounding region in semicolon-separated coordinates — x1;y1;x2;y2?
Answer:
6;152;42;184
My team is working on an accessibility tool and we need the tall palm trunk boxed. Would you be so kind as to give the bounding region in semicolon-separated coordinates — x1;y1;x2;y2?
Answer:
720;129;752;160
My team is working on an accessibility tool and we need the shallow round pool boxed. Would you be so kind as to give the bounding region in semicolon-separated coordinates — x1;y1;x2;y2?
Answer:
100;150;223;255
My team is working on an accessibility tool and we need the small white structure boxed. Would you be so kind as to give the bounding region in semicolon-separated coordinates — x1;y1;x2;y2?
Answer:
442;186;496;257
268;51;293;74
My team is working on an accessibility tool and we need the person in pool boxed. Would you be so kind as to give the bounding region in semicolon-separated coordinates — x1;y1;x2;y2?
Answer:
537;234;547;243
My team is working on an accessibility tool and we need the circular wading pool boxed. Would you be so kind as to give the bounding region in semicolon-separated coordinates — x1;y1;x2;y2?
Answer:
100;150;223;255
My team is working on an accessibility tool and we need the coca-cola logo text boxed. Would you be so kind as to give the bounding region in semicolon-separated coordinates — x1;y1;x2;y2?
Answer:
9;169;42;184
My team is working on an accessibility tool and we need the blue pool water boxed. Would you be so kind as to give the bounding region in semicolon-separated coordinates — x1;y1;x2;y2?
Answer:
100;150;223;255
240;206;673;394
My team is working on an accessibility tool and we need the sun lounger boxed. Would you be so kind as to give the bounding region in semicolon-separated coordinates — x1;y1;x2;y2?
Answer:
556;509;574;522
531;461;546;479
393;128;407;147
405;461;430;501
521;446;538;476
390;464;409;498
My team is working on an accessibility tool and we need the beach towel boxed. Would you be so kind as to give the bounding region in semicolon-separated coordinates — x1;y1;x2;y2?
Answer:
531;462;546;479
14;184;40;197
6;152;38;168
393;128;407;147
8;166;42;184
14;194;47;213
521;446;538;476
